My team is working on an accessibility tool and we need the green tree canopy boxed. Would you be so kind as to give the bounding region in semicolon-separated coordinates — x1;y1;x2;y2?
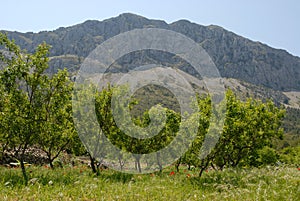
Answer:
0;33;75;184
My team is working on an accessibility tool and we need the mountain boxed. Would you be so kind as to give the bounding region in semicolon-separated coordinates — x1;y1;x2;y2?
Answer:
2;13;300;92
1;13;300;138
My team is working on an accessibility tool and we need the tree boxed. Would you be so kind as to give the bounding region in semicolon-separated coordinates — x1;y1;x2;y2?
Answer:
0;81;10;162
0;33;75;183
36;69;76;168
178;90;285;176
179;95;212;176
72;83;106;174
216;90;285;168
86;84;182;173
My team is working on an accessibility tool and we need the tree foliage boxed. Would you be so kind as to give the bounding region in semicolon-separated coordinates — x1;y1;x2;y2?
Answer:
93;84;181;172
0;33;75;183
180;90;285;176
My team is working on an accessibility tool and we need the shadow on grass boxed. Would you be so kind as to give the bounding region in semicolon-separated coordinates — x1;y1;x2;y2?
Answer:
188;170;249;191
96;171;134;183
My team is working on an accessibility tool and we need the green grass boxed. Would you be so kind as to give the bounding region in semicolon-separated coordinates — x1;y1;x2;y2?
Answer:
0;165;299;201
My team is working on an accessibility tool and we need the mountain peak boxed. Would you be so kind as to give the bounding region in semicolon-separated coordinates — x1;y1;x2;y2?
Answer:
116;12;147;20
111;12;168;27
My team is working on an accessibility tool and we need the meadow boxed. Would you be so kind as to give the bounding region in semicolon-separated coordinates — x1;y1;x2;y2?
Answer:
1;165;299;201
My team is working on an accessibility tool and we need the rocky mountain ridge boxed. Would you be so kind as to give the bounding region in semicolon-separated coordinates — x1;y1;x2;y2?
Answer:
1;13;299;92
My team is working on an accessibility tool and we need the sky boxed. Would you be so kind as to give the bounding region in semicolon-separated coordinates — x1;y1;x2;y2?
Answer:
1;0;299;56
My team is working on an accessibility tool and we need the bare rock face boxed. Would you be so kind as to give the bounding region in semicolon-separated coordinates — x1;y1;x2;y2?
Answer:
1;13;299;91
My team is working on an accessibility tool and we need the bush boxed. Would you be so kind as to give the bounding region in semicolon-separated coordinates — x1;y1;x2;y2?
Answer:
279;146;300;165
256;146;278;166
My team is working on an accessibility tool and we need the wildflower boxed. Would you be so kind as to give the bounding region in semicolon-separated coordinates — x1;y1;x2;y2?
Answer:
169;171;175;176
29;178;38;185
298;167;300;171
186;174;191;178
4;182;11;186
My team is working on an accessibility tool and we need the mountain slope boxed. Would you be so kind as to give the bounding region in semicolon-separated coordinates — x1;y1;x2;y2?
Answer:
2;13;300;92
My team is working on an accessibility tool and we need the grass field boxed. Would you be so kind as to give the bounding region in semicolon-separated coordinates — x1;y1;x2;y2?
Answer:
0;165;299;201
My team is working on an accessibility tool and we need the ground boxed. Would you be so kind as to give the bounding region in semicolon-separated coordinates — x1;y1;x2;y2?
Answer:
0;165;299;200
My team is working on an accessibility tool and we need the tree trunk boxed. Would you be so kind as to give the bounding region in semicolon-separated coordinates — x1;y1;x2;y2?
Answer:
20;155;28;185
46;141;70;170
50;161;54;169
199;167;205;177
211;162;216;170
198;159;210;177
47;153;54;169
118;155;124;170
156;153;162;172
137;159;141;173
134;155;142;173
49;158;55;169
89;154;98;174
175;157;181;172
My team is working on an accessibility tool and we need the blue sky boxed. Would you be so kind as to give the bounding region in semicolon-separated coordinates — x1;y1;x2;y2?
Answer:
1;0;299;56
